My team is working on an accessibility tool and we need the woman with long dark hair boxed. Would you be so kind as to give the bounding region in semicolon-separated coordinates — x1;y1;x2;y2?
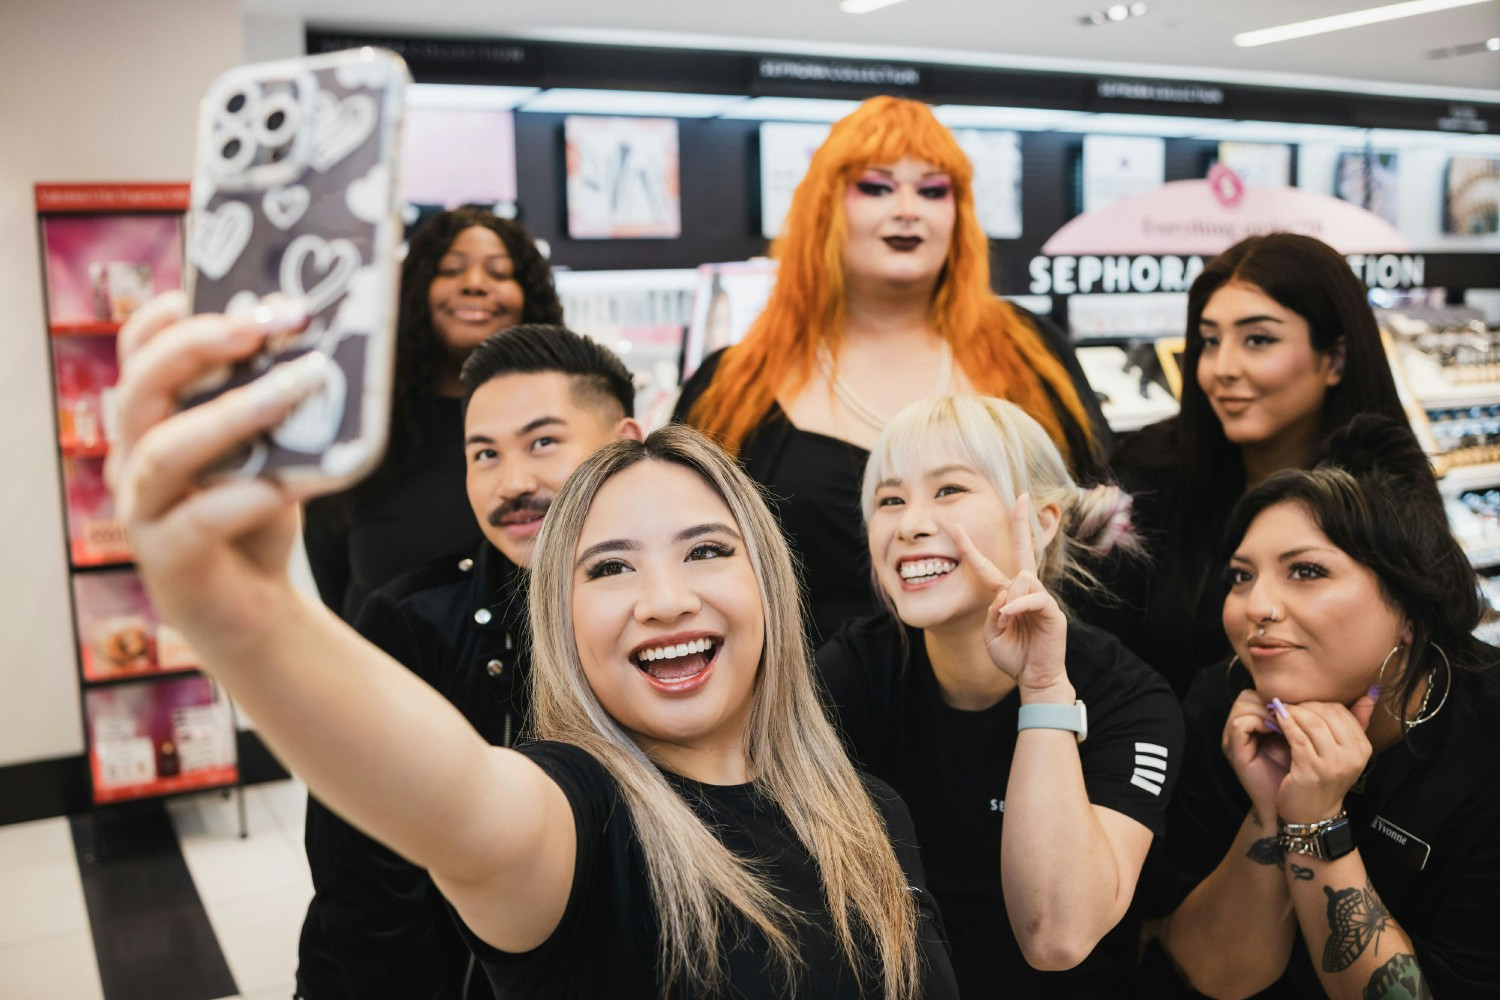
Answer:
1143;416;1500;997
1083;233;1407;695
303;206;562;621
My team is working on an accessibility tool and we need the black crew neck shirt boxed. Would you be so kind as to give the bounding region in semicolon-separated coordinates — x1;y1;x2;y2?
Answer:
816;614;1184;999
457;741;961;1000
1137;660;1500;997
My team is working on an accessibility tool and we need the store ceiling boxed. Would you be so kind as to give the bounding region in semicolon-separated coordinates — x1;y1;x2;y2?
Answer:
248;0;1500;97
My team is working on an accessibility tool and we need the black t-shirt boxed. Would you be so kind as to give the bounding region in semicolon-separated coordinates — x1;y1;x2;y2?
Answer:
1069;417;1235;698
1138;660;1500;997
673;308;1109;645
816;614;1185;999
457;741;961;1000
302;395;483;622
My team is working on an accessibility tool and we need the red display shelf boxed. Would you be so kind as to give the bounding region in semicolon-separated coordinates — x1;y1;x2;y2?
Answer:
82;659;199;686
89;763;239;805
60;440;110;459
50;321;122;337
36;183;190;214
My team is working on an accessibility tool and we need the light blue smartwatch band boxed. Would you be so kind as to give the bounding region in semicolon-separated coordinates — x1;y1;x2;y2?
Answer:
1016;700;1088;743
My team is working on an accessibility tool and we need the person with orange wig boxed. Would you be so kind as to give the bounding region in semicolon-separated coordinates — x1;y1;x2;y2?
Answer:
676;96;1105;640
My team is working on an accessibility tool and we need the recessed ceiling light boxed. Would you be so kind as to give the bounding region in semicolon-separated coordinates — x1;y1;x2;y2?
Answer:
1233;0;1493;48
1427;35;1500;57
1079;3;1148;25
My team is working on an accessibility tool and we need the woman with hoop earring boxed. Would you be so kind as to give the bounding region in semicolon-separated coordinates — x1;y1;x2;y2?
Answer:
1137;415;1500;998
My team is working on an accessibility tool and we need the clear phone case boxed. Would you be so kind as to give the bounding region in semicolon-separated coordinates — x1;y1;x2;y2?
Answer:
184;47;408;488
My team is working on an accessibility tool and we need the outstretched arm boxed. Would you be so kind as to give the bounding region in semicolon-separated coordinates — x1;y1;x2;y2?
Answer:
111;294;574;952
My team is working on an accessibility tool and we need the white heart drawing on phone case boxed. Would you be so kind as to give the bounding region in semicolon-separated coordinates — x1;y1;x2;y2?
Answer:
271;355;346;453
263;185;311;230
345;164;389;224
311;90;375;173
190;201;253;280
280;234;360;316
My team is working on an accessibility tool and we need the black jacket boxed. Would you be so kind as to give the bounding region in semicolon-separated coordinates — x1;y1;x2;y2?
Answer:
295;542;529;1000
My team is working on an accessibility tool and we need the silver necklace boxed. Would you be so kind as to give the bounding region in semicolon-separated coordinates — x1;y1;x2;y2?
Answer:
815;339;953;432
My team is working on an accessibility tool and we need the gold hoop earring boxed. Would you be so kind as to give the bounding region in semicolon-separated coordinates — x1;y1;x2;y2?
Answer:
1224;654;1246;695
1378;642;1453;730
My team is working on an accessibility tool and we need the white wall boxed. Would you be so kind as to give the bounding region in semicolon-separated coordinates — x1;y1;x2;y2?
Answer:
0;0;246;767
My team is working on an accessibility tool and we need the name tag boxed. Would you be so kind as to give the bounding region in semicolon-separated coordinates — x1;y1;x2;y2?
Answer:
1370;815;1431;871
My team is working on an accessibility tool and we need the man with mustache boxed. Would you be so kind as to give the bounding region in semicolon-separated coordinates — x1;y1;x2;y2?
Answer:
296;324;642;1000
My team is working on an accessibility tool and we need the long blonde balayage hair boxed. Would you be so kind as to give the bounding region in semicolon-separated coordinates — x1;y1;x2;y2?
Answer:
529;425;922;999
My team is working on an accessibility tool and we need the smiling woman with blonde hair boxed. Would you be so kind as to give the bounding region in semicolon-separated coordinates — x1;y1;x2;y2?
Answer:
817;394;1182;999
106;289;958;999
677;96;1104;640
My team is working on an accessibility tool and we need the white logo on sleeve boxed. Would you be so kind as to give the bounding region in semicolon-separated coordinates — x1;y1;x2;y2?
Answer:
1131;742;1169;796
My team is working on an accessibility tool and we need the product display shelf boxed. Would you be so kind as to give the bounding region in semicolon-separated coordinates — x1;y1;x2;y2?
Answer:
37;183;245;825
1380;308;1500;572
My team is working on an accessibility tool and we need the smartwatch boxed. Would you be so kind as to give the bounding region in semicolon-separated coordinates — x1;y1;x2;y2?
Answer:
1279;811;1356;862
1016;700;1088;743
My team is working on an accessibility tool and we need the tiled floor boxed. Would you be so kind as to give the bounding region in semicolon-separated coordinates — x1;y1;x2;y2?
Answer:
0;779;312;1000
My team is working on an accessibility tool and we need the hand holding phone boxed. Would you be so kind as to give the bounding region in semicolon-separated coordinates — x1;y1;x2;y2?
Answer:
184;47;408;491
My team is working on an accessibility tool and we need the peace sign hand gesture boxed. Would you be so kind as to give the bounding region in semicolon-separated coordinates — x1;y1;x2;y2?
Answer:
956;494;1070;695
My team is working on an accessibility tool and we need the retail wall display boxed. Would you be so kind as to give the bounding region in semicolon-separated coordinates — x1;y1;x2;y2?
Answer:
73;570;200;681
1216;142;1291;188
1444;156;1499;236
564;116;681;239
37;183;240;807
63;456;129;566
53;335;119;456
402;107;517;210
1074;344;1179;432
758;121;831;239
1334;149;1400;227
682;259;779;381
1477;572;1500;647
85;676;236;804
951;129;1023;239
42;213;183;331
1067;292;1188;341
1081;135;1165;214
554;268;697;428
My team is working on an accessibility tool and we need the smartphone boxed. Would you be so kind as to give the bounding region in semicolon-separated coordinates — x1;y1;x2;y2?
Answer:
183;47;409;489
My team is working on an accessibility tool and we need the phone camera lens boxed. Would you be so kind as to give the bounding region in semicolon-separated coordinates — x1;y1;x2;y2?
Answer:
227;93;246;113
266;110;285;130
222;138;242;160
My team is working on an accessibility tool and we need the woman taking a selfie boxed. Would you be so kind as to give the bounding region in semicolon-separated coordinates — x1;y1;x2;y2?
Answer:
817;394;1182;998
1082;234;1406;695
1146;418;1500;997
108;295;958;999
303;205;563;621
678;96;1104;641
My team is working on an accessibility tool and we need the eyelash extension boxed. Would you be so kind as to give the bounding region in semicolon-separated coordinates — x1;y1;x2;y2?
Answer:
855;180;894;196
689;541;736;560
585;559;628;580
1290;561;1329;580
917;184;951;199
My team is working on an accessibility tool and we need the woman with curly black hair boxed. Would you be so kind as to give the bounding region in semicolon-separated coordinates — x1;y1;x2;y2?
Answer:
303;206;563;621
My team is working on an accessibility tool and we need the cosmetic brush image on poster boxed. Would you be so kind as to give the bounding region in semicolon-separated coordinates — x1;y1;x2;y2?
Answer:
1445;156;1499;235
565;116;681;239
1334;149;1399;227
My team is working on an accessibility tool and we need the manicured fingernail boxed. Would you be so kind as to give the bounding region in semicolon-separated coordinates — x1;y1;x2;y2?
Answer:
1269;697;1290;719
250;295;308;333
248;351;327;414
1265;717;1282;734
1368;684;1381;700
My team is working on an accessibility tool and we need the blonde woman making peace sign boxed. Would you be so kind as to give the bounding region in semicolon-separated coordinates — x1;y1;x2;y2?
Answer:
815;394;1185;999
